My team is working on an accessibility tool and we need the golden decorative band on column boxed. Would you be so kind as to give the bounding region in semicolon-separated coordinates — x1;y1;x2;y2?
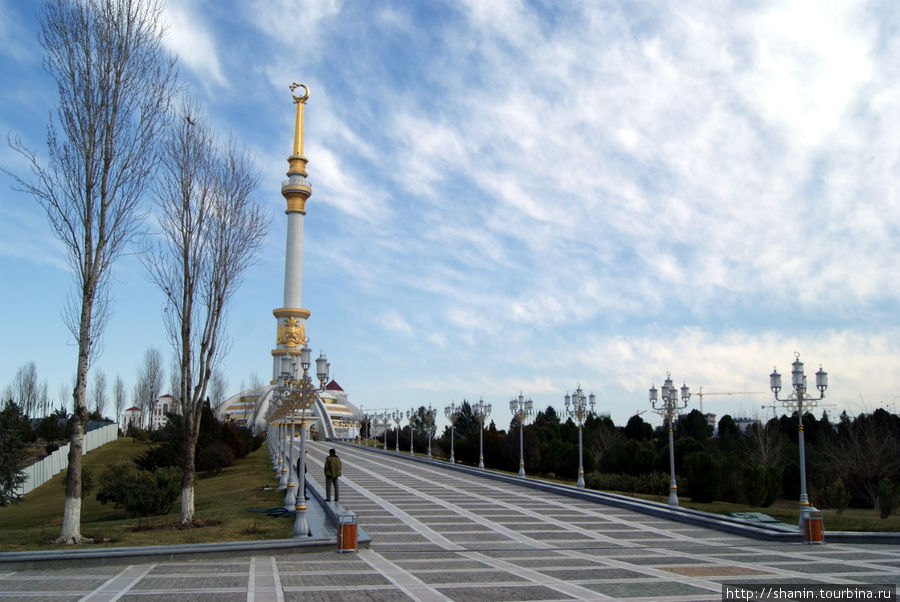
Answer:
285;196;308;214
273;308;311;319
276;316;306;348
287;156;308;175
271;348;304;356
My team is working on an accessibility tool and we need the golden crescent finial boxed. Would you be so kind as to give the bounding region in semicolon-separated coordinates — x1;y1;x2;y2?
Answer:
290;82;309;104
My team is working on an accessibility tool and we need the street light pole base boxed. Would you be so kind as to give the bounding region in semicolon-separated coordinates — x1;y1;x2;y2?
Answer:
283;479;297;510
293;506;309;538
668;489;679;506
576;474;585;488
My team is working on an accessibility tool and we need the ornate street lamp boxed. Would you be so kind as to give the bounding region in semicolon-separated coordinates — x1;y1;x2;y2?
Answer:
270;343;329;538
406;409;416;456
650;372;690;506
473;398;491;469
770;353;827;513
364;413;373;446
354;412;364;444
392;410;403;452
425;404;436;459
445;402;461;464
371;413;382;450
274;373;298;509
509;393;533;477
565;384;595;488
381;411;391;450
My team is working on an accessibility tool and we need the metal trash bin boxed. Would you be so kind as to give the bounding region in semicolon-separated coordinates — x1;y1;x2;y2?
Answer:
336;512;358;553
801;508;825;544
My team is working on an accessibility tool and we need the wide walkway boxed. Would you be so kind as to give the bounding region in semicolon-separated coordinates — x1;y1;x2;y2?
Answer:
1;440;897;601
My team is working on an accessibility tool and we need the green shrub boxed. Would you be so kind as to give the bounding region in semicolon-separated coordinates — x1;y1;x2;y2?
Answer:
218;424;245;459
36;416;66;442
877;478;899;519
96;464;181;517
683;451;721;503
133;444;181;471
826;479;851;515
584;471;669;496
126;424;148;442
233;425;263;453
633;471;670;496
196;442;234;476
585;472;635;492
743;465;781;507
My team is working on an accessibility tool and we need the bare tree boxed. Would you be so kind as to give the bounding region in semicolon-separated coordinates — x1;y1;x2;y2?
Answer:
10;363;40;416
144;99;266;525
247;372;263;393
91;369;107;417
38;381;50;418
208;369;227;410
5;0;178;543
824;411;900;508
169;355;181;412
743;417;785;469
134;348;164;427
113;374;126;425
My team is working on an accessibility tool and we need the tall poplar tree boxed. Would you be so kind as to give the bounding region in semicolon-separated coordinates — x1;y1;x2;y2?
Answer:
7;0;176;543
144;99;266;525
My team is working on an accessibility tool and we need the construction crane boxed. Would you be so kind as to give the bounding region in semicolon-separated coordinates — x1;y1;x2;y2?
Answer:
695;387;766;414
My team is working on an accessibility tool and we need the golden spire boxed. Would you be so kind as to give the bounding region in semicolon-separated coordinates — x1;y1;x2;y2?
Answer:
289;83;309;156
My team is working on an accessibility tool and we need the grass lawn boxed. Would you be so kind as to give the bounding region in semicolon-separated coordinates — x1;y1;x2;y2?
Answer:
486;468;900;532
600;490;900;532
0;439;291;552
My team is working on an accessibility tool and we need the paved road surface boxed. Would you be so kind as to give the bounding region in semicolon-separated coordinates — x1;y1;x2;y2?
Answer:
1;440;897;601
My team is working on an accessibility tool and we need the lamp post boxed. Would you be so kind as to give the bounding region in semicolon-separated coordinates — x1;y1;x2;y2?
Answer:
393;410;402;452
565;384;595;488
371;413;381;450
271;343;329;538
406;409;416;456
273;367;299;509
650;372;690;506
275;408;288;488
425;404;435;459
445;402;460;464
509;393;533;477
770;353;827;513
273;413;285;484
355;412;364;445
473;398;491;469
382;411;391;450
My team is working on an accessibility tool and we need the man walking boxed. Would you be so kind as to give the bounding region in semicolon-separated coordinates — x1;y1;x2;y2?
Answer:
324;448;342;502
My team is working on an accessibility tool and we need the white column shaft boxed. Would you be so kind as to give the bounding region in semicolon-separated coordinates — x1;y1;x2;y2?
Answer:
283;212;304;308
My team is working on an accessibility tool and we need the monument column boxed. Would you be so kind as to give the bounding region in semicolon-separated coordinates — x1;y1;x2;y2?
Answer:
272;83;312;378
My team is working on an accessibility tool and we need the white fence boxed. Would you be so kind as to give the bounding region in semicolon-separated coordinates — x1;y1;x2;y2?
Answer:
18;423;118;496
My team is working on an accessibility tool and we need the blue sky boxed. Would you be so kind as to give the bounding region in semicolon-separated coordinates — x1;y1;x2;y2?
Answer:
2;0;899;432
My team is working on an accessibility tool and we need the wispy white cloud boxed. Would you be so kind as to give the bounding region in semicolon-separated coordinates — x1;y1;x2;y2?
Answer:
4;0;900;432
162;3;227;88
243;0;341;58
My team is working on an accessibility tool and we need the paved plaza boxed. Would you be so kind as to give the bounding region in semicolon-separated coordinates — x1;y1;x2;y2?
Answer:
1;440;897;601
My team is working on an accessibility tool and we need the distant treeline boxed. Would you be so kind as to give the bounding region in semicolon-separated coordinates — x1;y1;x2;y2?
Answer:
372;403;900;514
